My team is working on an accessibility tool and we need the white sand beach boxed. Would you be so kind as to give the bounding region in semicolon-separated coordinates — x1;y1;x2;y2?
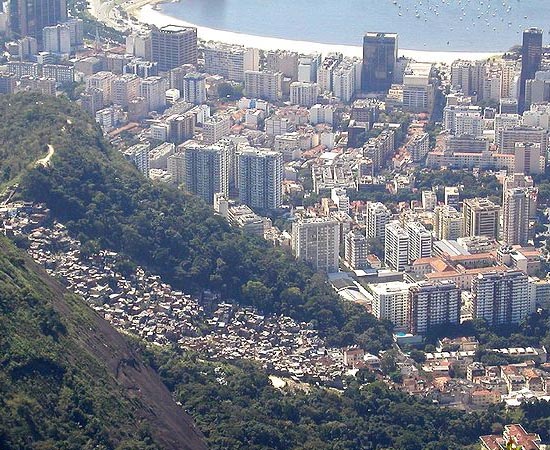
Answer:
89;0;502;64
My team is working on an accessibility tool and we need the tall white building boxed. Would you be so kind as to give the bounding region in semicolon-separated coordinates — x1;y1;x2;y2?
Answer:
179;143;229;203
289;81;319;107
202;115;230;144
370;281;411;330
140;76;168;111
434;205;463;240
462;198;500;239
365;202;391;241
291;217;340;273
203;44;259;82
472;270;532;326
344;230;368;270
332;57;362;103
402;62;435;113
502;187;534;246
123;142;150;175
237;147;283;209
408;281;461;334
244;70;283;102
182;72;206;104
406;221;432;263
385;221;409;271
421;190;437;211
309;104;335;126
42;24;71;54
111;74;141;108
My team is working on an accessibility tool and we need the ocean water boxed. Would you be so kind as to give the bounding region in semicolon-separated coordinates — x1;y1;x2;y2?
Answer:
159;0;549;52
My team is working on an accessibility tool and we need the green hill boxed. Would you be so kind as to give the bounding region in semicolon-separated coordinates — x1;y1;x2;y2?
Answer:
0;235;208;450
1;92;392;352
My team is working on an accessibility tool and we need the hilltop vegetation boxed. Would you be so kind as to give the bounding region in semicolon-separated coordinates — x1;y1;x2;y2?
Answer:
0;93;393;351
0;236;207;450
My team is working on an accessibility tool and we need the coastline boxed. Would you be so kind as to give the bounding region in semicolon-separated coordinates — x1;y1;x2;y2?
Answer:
94;0;502;64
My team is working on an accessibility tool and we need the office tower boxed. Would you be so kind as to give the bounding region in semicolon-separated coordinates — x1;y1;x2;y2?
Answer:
365;202;391;241
179;143;229;204
289;81;318;107
291;217;340;273
434;206;463;241
139;76;168;112
123;142;150;175
204;44;259;82
513;142;544;175
244;70;283;102
111;74;141;108
344;230;368;270
519;28;543;113
265;50;299;80
444;186;460;210
472;270;531;326
408;281;461;335
237;148;283;210
361;32;398;92
502;187;532;246
202;115;230;144
462;198;500;239
497;125;548;155
406;222;432;263
9;0;67;42
182;72;206;105
369;281;410;329
151;25;197;72
384;221;409;271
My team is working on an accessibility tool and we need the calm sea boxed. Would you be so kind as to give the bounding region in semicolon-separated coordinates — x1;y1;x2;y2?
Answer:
159;0;549;52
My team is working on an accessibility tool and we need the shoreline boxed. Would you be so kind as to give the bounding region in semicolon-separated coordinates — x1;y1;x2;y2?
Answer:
94;0;502;64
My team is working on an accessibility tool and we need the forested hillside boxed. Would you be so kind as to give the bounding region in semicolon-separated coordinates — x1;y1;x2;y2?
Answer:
0;236;207;450
2;93;392;350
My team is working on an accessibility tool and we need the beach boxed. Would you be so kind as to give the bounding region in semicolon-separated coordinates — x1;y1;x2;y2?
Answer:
91;0;502;64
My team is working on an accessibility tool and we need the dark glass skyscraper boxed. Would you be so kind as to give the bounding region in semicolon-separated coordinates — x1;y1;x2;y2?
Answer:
9;0;67;42
361;32;398;93
519;27;543;113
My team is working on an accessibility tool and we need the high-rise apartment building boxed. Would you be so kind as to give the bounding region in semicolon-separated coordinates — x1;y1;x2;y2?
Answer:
498;125;548;155
434;205;463;240
289;81;318;107
462;198;500;239
291;218;340;273
365;202;391;241
408;281;461;335
361;32;398;92
9;0;67;42
244;70;283;102
406;221;432;263
182;72;206;105
151;25;197;72
472;270;532;326
370;281;410;329
519;28;543;113
179;143;229;204
265;50;299;80
42;23;70;53
502;187;532;246
202;115;230;144
384;221;409;271
111;74;141;108
203;44;259;82
237;148;283;210
139;76;168;111
344;230;369;270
